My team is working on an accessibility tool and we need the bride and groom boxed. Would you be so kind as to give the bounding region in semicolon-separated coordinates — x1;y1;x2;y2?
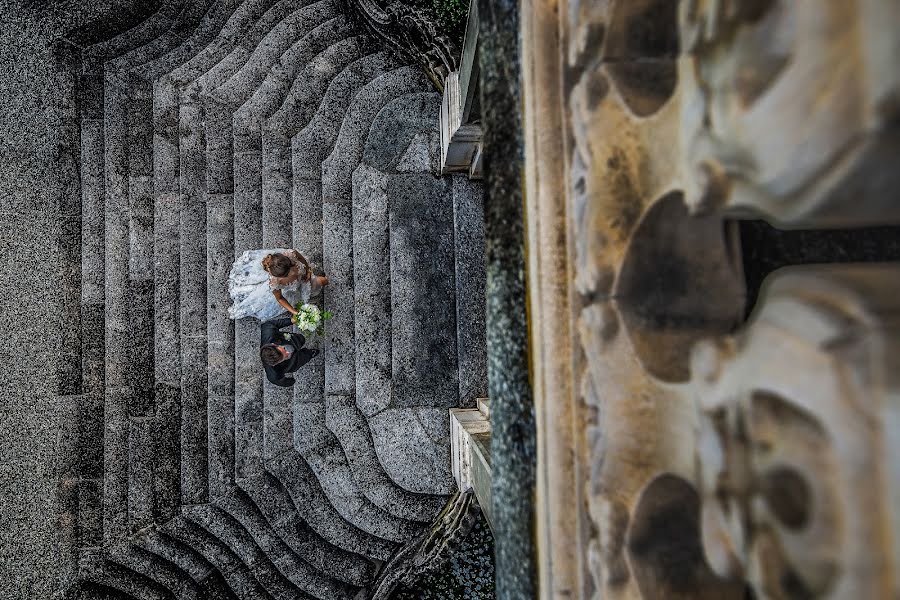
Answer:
227;248;329;387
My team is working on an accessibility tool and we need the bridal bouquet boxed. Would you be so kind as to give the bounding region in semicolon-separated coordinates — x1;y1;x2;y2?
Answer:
292;303;333;336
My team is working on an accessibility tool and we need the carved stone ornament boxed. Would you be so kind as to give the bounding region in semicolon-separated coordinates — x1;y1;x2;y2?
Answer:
678;0;900;227
692;265;900;599
347;0;459;92
520;0;900;598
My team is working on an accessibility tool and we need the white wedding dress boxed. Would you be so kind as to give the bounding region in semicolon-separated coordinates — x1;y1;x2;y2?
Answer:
227;249;321;321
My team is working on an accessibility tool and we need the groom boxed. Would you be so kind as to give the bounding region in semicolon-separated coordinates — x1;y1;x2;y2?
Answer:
260;316;318;387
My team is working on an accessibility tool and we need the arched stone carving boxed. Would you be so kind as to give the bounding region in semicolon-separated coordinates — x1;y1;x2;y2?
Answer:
693;265;900;599
678;0;900;228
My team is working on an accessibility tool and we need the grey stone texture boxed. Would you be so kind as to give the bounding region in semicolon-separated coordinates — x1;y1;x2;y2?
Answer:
0;0;490;598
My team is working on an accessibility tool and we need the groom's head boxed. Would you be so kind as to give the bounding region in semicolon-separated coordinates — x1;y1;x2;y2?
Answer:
261;343;291;366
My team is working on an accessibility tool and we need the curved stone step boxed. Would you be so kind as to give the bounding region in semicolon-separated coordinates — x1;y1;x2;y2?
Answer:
291;56;404;182
126;82;155;422
235;16;352;138
234;474;376;587
265;36;369;139
333;88;457;499
182;504;312;600
152;83;184;526
449;174;488;406
324;395;445;522
162;515;273;600
135;529;215;586
80;553;173;600
214;492;357;599
164;0;284;88
134;0;245;83
107;543;203;600
260;44;393;248
266;451;397;561
109;0;212;73
82;2;186;70
291;402;426;543
210;0;340;106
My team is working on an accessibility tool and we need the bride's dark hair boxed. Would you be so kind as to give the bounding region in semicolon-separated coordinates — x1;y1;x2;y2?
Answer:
262;253;292;277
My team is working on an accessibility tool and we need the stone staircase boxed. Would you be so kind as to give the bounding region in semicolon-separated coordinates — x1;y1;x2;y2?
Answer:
59;1;486;598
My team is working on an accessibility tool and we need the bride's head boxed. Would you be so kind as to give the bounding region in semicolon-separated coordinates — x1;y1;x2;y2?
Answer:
262;253;292;277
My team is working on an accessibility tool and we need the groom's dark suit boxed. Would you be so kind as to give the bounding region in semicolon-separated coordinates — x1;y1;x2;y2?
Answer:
261;317;317;387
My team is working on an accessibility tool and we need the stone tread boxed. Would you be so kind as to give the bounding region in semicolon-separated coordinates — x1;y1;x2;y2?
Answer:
103;75;132;543
107;543;204;600
325;395;446;522
233;474;376;587
213;492;356;599
182;504;312;600
291;402;426;543
135;529;215;584
162;515;273;600
163;0;283;87
320;68;432;403
234;16;353;136
179;99;210;506
133;0;245;82
81;2;186;69
80;552;173;600
266;452;397;561
108;0;213;72
209;0;341;106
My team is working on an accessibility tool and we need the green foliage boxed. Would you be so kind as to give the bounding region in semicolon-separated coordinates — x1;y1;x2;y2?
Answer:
389;510;495;600
431;0;468;43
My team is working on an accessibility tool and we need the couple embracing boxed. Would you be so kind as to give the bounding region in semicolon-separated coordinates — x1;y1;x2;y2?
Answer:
227;248;330;387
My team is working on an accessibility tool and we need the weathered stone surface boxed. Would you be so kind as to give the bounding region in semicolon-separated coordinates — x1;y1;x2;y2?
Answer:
451;175;487;406
370;409;455;495
389;174;458;410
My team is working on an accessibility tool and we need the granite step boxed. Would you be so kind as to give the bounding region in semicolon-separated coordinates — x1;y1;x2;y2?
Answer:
163;0;284;89
162;515;274;600
266;451;397;561
102;73;133;544
182;504;312;600
341;88;457;501
79;552;172;600
210;0;340;107
81;2;186;71
324;395;446;522
108;0;212;73
179;98;210;507
234;474;376;587
450;174;488;406
318;66;429;400
134;0;245;83
214;492;356;598
236;16;353;141
107;542;203;600
135;529;215;587
264;34;368;140
291;401;426;542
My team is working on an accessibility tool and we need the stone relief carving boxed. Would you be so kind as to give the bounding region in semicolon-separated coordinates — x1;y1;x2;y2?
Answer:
692;266;900;599
678;0;900;227
524;0;900;598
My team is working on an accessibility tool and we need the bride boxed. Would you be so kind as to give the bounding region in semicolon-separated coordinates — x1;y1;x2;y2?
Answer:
228;248;329;321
